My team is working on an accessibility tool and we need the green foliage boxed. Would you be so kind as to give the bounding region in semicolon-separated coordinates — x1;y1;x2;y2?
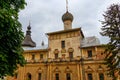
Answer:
100;4;120;80
0;0;26;77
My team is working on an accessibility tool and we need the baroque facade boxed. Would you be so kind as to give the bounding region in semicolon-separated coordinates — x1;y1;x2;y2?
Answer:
7;11;118;80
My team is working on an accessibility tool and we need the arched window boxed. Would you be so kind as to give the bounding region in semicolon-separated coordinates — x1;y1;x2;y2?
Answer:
27;73;32;80
69;52;73;59
66;73;71;80
55;73;59;80
99;73;104;80
55;53;58;59
31;54;35;60
68;48;74;59
38;73;41;80
87;73;92;80
54;49;59;59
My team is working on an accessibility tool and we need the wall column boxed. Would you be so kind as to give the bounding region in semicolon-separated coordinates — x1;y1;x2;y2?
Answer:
77;64;80;80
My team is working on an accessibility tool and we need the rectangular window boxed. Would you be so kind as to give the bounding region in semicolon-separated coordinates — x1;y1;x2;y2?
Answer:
88;73;92;80
38;73;41;80
88;50;92;58
66;73;71;80
32;54;35;60
69;52;73;59
40;54;43;59
55;54;58;59
61;40;65;48
55;73;59;80
99;73;104;80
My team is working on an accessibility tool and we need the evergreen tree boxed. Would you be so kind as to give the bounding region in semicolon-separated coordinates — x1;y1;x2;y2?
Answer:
0;0;26;77
100;4;120;80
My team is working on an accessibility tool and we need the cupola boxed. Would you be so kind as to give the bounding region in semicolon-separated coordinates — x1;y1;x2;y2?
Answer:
62;0;74;30
22;23;36;48
62;11;73;22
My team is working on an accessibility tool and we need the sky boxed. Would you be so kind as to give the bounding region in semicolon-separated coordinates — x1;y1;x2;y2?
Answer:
19;0;120;47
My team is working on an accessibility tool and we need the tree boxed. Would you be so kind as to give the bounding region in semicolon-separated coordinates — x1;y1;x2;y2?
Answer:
0;0;26;77
100;4;120;80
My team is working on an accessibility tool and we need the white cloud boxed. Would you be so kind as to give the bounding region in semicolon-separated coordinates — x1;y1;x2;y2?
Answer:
19;0;120;46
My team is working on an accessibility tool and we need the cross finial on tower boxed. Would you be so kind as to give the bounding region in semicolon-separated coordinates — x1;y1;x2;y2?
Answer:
29;20;31;26
27;20;31;30
66;0;68;12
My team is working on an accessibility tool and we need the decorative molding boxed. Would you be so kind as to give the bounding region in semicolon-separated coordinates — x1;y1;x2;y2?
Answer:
62;54;66;59
68;48;74;52
61;48;66;53
65;66;72;73
54;49;59;54
85;66;93;72
97;65;104;72
53;67;61;73
48;48;51;51
37;67;43;73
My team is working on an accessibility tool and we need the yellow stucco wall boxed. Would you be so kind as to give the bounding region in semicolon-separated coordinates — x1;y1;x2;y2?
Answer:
7;29;113;80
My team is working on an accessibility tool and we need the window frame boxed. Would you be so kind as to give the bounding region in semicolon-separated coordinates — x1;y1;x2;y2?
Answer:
55;73;59;80
69;52;73;59
40;54;43;59
27;73;32;80
87;73;93;80
87;50;92;58
66;73;71;80
61;40;65;48
31;54;35;60
99;73;104;80
38;73;41;80
55;53;59;59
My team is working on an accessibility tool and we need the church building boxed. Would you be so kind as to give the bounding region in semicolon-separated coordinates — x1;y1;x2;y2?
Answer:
7;6;118;80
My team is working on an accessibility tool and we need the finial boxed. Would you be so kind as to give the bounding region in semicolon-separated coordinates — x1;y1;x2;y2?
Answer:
41;41;44;46
29;20;31;27
66;0;68;12
26;21;31;35
27;20;31;30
